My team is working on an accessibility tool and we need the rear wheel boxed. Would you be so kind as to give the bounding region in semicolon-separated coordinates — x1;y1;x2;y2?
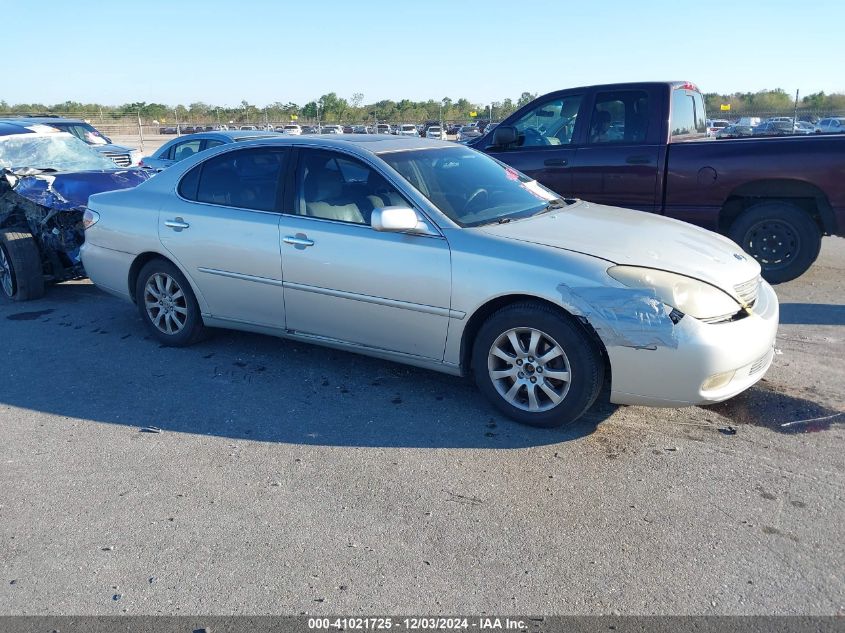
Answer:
472;302;604;427
728;201;821;284
0;229;44;302
135;259;206;346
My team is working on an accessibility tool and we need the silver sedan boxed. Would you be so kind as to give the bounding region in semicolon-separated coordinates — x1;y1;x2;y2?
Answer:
140;130;278;172
81;136;778;427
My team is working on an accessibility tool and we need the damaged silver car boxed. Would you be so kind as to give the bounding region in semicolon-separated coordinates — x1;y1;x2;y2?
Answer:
81;136;779;427
0;122;149;300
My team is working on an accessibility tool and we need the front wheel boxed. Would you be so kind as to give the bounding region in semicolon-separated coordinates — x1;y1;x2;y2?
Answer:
728;201;821;284
0;229;44;302
472;302;604;428
135;259;206;346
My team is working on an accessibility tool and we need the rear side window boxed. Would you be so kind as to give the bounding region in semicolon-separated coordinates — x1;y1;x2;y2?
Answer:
178;147;287;212
589;90;650;144
670;89;707;141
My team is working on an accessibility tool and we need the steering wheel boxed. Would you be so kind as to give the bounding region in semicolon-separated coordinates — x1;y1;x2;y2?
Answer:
522;127;549;146
464;188;489;213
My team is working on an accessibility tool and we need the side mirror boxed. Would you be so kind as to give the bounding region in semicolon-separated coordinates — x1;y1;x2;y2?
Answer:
371;206;420;232
492;125;517;147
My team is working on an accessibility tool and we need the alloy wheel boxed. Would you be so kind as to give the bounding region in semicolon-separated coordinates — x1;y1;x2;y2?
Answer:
143;272;188;335
487;327;572;412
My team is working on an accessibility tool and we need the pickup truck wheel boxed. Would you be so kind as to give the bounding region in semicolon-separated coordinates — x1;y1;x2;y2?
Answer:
728;202;821;284
135;259;206;346
472;302;604;428
0;229;45;302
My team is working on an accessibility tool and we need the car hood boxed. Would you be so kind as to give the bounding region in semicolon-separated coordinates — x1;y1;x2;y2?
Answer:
480;200;761;294
7;168;150;211
91;143;135;154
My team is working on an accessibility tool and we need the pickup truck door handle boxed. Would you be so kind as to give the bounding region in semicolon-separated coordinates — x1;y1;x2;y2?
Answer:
164;218;190;231
544;158;569;167
283;235;315;247
626;155;652;165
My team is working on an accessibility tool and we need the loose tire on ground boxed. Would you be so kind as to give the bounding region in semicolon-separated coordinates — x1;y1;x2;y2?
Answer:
728;201;822;284
134;258;206;346
0;229;44;302
472;302;604;428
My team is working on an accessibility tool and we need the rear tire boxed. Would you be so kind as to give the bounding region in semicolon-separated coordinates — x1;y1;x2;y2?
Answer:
472;302;604;428
728;201;821;284
0;229;44;302
135;259;206;346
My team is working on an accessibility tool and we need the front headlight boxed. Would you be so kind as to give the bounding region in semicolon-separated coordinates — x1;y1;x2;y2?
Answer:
130;149;143;165
607;266;740;321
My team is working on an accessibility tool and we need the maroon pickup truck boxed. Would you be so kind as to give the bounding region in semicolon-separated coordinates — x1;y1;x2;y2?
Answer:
470;81;845;282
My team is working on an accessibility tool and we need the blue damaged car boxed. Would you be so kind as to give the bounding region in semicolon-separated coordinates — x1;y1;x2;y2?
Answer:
0;122;149;301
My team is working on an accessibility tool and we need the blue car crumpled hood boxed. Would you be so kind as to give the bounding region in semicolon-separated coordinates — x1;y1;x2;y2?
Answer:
10;168;149;211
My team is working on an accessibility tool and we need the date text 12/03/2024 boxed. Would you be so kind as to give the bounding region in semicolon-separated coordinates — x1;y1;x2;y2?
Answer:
308;617;528;630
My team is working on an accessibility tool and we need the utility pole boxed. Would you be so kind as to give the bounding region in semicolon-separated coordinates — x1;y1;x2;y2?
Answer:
793;89;800;125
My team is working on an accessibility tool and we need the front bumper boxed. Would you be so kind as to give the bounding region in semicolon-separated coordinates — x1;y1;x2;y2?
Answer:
608;279;779;407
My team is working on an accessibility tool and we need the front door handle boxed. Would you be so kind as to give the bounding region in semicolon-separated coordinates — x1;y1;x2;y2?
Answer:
283;235;315;247
164;218;190;231
626;155;652;165
544;158;569;167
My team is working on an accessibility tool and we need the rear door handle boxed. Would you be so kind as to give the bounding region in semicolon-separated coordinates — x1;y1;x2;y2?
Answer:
164;218;190;231
283;235;315;247
544;158;568;167
626;155;652;165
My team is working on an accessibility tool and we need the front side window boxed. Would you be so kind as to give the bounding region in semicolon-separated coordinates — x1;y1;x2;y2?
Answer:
510;94;582;148
379;146;565;228
296;150;408;225
179;147;287;211
589;90;650;144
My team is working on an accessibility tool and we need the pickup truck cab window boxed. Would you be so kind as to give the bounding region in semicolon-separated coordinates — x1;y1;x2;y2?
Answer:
589;90;650;144
510;94;582;148
670;88;707;141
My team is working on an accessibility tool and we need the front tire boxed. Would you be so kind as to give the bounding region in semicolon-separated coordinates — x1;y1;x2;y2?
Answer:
728;201;821;284
0;229;44;302
472;302;604;428
135;259;205;346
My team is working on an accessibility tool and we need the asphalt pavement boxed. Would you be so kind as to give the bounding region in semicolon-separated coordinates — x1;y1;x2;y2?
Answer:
1;238;843;615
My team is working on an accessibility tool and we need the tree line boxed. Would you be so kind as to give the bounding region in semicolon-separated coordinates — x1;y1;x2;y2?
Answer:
0;92;540;124
1;89;843;124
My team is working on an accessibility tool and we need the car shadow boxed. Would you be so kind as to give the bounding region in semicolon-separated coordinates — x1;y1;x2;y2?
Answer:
0;283;617;449
779;302;845;326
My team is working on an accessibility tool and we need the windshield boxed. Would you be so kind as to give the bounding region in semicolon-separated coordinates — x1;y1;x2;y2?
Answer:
379;147;566;227
0;133;118;171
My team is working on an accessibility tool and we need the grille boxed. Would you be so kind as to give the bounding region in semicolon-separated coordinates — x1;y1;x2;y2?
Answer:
734;276;760;308
749;347;774;376
103;152;131;167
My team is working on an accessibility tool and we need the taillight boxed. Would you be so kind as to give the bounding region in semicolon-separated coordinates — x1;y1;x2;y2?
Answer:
82;209;100;230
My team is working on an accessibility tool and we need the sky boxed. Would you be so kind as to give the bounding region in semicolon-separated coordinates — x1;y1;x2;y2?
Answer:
3;0;842;107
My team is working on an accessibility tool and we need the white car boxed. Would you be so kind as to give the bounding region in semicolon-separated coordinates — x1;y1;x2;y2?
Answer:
80;136;778;427
321;125;344;135
425;125;444;139
282;124;302;135
706;119;730;137
815;117;845;134
397;124;419;137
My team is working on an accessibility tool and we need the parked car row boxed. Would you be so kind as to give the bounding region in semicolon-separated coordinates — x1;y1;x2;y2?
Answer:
709;116;845;138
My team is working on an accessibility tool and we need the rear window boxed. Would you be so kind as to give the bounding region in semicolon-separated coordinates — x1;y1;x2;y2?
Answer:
670;89;707;141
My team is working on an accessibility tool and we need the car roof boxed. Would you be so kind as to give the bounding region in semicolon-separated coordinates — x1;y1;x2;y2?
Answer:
207;134;454;154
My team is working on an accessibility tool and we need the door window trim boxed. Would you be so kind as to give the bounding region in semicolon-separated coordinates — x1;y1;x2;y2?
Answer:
174;146;290;215
283;146;445;239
